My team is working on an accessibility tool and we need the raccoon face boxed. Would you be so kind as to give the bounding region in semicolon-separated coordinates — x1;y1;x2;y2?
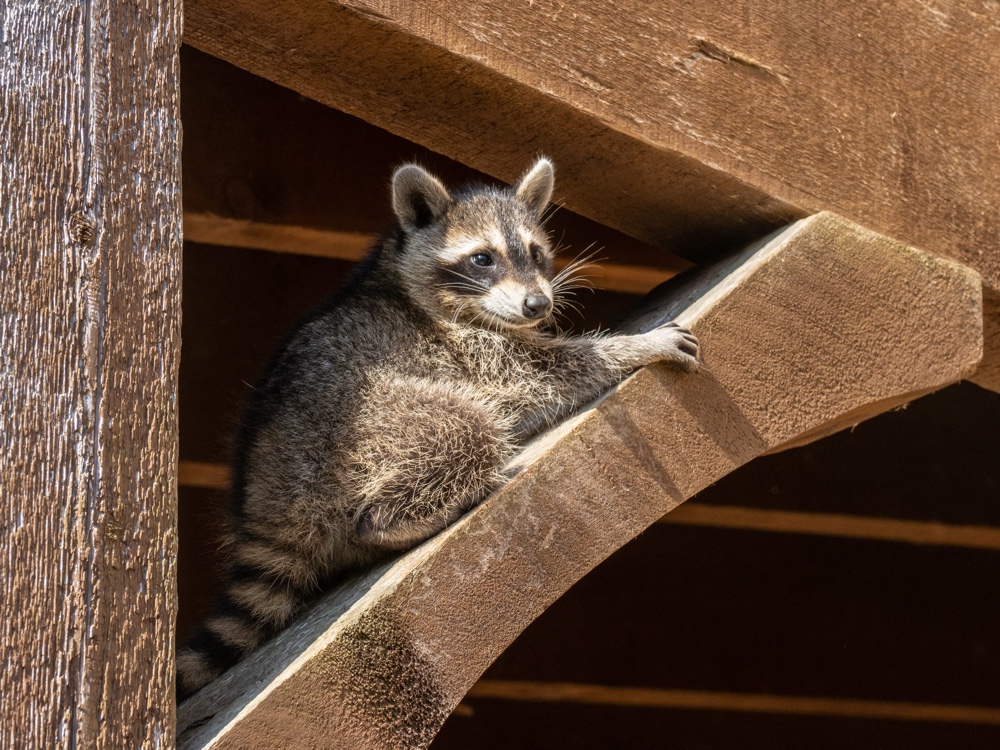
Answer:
393;158;557;331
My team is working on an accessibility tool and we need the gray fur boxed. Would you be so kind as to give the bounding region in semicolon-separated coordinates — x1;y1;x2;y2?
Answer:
176;158;700;699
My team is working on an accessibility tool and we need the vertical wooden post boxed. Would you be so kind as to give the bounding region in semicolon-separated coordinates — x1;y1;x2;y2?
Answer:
1;1;182;747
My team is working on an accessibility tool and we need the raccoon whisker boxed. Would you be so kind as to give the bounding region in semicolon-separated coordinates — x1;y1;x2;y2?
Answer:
555;256;602;278
538;199;566;229
552;287;589;301
552;300;585;320
553;273;601;296
440;282;484;296
466;307;496;332
553;294;585;310
443;268;488;288
554;246;603;271
554;276;597;290
553;285;598;302
451;301;470;324
552;253;604;289
552;274;601;298
549;310;578;333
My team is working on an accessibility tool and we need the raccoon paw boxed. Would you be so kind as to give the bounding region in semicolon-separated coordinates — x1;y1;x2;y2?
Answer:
648;321;700;372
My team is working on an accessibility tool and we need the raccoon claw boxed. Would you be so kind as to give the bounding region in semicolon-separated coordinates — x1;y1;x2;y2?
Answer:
676;332;699;357
652;321;700;371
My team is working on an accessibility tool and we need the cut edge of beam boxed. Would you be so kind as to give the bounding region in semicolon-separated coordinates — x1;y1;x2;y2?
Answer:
970;285;1000;395
182;212;677;295
464;680;1000;726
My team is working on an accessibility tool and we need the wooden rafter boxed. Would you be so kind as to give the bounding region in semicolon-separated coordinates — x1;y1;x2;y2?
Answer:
176;213;982;749
183;212;679;295
464;680;1000;726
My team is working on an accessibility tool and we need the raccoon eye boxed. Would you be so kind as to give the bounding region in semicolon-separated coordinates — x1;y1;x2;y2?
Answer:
529;244;543;263
470;252;494;267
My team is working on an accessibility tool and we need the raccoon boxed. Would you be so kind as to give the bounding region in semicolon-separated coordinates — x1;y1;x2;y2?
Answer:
176;158;700;700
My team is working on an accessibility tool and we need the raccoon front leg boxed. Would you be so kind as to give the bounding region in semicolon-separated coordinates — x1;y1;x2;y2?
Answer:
350;377;515;550
513;322;700;439
592;321;700;373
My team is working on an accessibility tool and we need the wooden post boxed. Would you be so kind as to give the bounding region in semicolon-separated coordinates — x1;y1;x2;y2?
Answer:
0;2;182;747
177;213;982;749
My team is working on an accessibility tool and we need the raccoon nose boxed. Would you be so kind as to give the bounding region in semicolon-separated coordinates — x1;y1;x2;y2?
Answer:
522;294;552;319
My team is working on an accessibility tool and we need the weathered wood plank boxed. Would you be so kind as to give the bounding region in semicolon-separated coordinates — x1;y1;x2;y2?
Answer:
0;2;182;747
183;212;677;294
184;0;1000;294
176;213;981;749
660;504;1000;551
464;680;1000;725
183;0;803;265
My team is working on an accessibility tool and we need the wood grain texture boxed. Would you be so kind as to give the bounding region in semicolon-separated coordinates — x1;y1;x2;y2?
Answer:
0;2;182;747
465;680;1000;725
661;504;1000;551
183;0;803;265
182;213;677;294
176;213;982;750
184;0;1000;293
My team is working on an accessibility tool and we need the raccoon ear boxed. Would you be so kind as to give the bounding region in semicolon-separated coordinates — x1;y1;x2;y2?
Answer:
392;164;451;231
515;157;555;219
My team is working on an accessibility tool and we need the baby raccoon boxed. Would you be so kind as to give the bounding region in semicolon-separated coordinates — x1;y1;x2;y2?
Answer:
176;158;700;699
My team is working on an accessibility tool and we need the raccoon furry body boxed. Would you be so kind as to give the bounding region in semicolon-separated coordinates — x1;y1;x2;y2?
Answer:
176;158;700;699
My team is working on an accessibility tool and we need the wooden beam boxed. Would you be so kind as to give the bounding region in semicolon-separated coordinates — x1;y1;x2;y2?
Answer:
184;0;1000;294
1;2;182;747
178;460;1000;551
176;213;982;749
179;460;232;491
183;212;677;295
660;504;1000;552
465;680;1000;726
184;212;374;261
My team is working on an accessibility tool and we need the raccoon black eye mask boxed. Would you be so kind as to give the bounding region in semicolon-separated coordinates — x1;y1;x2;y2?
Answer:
177;157;700;699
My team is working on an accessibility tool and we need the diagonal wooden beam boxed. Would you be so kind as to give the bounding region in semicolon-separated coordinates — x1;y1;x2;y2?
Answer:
176;213;982;749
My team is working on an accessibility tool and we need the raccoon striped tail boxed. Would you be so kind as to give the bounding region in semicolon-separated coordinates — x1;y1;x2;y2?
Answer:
176;559;314;701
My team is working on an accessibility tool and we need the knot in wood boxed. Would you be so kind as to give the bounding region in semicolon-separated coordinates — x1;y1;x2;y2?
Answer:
69;211;96;245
